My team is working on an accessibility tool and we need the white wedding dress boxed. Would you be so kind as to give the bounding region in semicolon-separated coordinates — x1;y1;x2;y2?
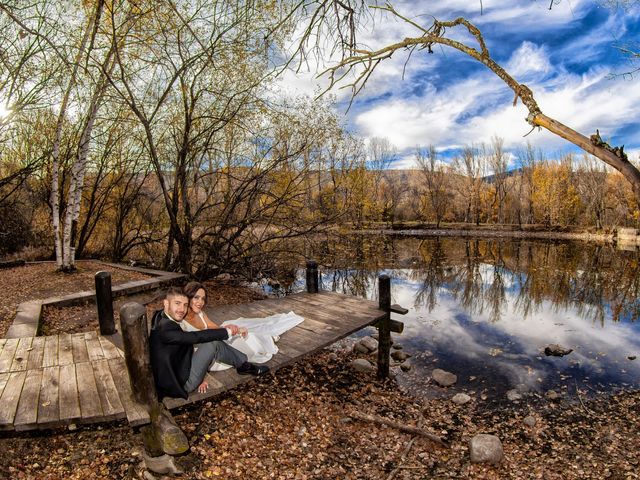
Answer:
181;311;304;371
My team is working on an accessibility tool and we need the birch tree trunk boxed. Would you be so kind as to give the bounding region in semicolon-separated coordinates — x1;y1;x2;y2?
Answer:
61;49;115;271
50;16;94;270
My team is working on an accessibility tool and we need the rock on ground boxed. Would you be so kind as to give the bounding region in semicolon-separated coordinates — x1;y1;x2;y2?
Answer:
358;336;378;352
546;390;561;401
432;368;457;387
143;454;182;475
451;393;471;405
353;343;369;354
391;350;410;362
350;358;375;373
523;415;537;427
469;434;504;465
507;389;523;402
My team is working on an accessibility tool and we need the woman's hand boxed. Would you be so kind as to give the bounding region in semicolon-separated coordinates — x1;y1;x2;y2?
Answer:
238;327;248;338
198;381;209;394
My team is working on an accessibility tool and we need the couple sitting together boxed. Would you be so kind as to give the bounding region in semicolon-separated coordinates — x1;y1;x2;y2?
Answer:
150;282;270;400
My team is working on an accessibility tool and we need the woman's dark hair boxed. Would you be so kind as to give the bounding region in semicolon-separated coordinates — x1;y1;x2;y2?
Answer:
183;281;207;305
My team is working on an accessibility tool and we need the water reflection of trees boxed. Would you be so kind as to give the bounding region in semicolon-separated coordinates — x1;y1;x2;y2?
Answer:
309;235;640;324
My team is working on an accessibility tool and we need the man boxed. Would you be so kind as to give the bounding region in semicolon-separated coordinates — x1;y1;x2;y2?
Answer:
150;287;269;400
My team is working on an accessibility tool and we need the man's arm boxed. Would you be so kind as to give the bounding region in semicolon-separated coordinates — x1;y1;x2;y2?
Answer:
158;325;229;345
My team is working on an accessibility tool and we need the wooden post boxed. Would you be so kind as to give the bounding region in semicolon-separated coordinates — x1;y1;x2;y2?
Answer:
95;271;116;335
377;274;391;379
306;260;319;293
120;302;156;406
119;302;188;457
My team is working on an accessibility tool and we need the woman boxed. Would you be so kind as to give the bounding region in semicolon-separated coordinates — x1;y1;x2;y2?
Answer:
183;281;248;335
182;281;303;384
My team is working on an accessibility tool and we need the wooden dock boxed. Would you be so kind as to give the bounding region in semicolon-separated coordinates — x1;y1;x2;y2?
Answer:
0;291;386;431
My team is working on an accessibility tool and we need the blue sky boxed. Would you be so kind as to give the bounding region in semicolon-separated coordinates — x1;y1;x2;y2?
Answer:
278;0;640;169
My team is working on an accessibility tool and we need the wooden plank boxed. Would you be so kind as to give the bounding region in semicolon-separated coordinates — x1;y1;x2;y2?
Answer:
0;370;27;428
57;334;74;366
84;332;105;362
0;338;19;373
98;336;122;360
76;361;102;419
10;337;33;372
58;364;81;423
42;335;59;367
37;366;60;427
92;359;124;421
0;372;10;397
108;358;149;426
14;368;43;431
27;336;45;369
71;333;89;363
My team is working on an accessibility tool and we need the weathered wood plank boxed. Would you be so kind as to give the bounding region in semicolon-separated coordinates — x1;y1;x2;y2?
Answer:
42;335;59;368
57;334;74;366
0;372;10;398
0;338;19;373
71;333;89;363
85;332;105;362
10;337;33;372
108;358;149;427
76;361;102;419
27;336;45;369
0;370;27;428
92;359;124;421
58;364;81;423
37;366;60;427
98;335;122;360
14;368;43;431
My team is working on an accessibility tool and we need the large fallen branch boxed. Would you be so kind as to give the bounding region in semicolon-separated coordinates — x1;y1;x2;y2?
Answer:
348;411;448;447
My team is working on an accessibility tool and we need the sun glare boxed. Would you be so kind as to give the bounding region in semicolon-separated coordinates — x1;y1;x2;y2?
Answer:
0;104;10;120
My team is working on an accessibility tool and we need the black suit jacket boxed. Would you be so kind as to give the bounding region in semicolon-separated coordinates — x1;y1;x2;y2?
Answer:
149;310;229;399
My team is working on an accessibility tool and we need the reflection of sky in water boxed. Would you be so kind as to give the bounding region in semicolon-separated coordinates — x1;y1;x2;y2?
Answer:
290;240;640;399
387;267;640;397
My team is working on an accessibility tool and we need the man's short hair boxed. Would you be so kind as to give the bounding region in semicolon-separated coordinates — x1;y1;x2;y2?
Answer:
165;286;187;301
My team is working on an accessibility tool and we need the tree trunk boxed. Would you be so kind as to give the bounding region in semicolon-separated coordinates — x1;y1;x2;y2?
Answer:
51;16;94;270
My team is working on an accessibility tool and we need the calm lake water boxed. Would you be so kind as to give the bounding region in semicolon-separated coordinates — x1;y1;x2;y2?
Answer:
284;235;640;401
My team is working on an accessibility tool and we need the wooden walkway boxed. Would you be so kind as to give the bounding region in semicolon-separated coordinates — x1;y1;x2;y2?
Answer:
0;291;385;431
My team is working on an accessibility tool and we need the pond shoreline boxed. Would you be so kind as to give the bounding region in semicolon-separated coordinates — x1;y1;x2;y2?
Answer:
353;226;616;243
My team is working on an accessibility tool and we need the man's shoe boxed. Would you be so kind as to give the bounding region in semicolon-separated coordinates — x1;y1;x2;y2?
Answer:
237;362;270;376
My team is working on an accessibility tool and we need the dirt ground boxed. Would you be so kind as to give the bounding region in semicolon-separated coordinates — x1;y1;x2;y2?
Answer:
0;261;152;337
0;264;638;479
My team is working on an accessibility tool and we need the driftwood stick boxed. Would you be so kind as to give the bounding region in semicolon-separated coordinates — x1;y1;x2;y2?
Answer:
348;411;447;447
386;424;421;480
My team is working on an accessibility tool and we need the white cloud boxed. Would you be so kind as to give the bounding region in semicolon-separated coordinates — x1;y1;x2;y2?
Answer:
273;1;640;162
506;42;552;79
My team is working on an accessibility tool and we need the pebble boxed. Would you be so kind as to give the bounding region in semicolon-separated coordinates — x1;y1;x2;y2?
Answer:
451;393;471;405
523;415;537;427
469;434;504;464
432;368;457;387
358;336;379;352
392;344;403;350
400;362;412;372
544;344;573;357
506;389;523;402
350;358;375;373
391;350;410;362
353;343;369;354
546;390;561;401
